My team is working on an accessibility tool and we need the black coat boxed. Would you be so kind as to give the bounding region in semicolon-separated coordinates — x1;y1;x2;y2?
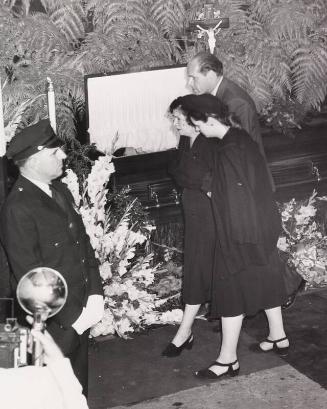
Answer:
210;128;281;278
0;175;103;331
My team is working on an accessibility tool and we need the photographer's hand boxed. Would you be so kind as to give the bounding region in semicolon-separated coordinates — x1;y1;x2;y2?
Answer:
26;315;64;364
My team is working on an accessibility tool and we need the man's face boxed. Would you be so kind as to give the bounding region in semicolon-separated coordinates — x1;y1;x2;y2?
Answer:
33;147;67;182
187;59;217;94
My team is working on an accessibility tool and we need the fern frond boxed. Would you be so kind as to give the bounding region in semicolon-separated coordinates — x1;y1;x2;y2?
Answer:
149;0;185;37
249;0;276;25
292;43;327;108
55;92;78;139
49;2;86;46
81;31;132;73
22;13;71;58
268;2;314;41
89;0;146;38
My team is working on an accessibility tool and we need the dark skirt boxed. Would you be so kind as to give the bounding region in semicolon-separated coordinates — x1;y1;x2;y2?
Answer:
182;188;215;304
210;248;288;318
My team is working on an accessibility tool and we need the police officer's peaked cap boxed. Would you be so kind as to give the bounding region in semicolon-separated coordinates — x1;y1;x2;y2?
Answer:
7;119;62;161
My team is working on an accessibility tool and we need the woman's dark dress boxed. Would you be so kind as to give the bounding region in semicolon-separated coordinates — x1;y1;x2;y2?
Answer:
170;134;215;304
209;128;288;317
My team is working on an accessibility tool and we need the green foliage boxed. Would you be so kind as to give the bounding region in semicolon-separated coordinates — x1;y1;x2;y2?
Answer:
64;140;96;183
232;0;327;127
0;0;326;140
106;186;150;232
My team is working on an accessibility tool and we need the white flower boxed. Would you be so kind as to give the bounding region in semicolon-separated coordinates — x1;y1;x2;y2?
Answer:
104;282;125;297
99;261;112;280
118;259;129;276
294;204;316;225
62;169;81;206
143;311;160;325
124;281;141;301
159;309;183;324
90;309;115;336
277;236;289;252
115;317;133;336
87;156;115;204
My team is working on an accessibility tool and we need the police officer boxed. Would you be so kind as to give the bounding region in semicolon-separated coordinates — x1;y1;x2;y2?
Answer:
0;119;104;397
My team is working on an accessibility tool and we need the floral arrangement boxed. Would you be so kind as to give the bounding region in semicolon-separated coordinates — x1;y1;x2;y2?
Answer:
62;155;182;338
277;190;327;288
61;152;327;338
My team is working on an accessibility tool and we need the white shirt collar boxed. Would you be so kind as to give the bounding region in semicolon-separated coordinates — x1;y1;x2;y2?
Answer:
211;75;223;96
22;174;52;197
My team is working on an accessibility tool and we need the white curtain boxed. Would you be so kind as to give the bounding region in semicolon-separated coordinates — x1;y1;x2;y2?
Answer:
87;66;190;154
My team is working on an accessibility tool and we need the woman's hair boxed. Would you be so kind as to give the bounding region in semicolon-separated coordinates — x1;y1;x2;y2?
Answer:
169;95;197;127
182;94;241;129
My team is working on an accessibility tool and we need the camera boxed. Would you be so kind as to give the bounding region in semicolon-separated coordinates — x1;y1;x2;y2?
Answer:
0;268;67;368
0;316;28;368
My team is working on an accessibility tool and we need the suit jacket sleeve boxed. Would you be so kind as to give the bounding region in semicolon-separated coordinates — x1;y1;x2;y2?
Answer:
229;98;265;153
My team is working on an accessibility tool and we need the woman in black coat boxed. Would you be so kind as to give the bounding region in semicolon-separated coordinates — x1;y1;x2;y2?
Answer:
162;96;216;357
181;94;289;379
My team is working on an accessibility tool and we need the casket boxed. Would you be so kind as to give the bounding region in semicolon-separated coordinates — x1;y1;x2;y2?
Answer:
85;66;327;224
111;121;327;223
112;149;182;223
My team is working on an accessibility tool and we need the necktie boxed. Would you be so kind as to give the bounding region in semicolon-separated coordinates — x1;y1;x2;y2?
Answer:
50;185;68;212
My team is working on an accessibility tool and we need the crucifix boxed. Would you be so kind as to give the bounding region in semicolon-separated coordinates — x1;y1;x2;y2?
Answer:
188;5;229;54
196;20;223;54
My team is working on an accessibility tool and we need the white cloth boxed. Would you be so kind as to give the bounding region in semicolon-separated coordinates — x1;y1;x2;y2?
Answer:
0;358;89;409
87;66;190;154
72;294;104;335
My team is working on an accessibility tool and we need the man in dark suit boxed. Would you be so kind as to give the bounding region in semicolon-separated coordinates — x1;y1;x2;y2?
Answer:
0;119;104;397
187;51;266;157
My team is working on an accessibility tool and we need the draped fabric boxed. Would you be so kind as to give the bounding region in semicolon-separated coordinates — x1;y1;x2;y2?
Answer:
86;66;190;154
210;128;281;278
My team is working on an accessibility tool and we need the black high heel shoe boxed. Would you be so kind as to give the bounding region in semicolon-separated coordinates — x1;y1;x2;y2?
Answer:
195;360;240;379
250;336;289;357
161;334;194;357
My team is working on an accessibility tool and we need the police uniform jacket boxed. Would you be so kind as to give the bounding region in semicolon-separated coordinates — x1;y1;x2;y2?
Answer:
0;175;103;330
